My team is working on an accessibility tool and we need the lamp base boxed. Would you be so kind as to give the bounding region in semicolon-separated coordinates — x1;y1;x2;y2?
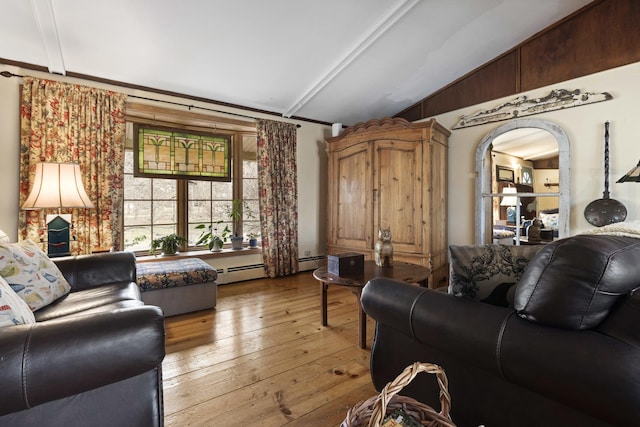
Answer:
46;214;71;257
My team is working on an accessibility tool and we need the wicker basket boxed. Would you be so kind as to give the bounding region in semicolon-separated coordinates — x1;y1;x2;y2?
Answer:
341;362;455;427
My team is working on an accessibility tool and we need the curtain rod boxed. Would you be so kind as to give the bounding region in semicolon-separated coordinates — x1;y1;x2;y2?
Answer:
128;94;301;128
1;70;302;128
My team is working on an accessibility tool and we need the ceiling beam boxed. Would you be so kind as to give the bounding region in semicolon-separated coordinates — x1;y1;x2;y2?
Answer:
282;0;421;119
30;0;65;75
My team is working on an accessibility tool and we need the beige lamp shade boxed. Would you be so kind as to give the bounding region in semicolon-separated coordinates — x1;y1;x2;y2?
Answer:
22;162;94;209
499;187;521;207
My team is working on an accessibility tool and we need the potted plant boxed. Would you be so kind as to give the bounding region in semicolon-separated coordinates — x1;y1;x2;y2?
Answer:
150;233;186;256
228;199;245;250
248;232;259;248
195;221;231;252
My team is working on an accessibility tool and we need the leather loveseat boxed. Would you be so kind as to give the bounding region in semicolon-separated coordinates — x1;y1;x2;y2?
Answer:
362;234;640;427
0;251;166;427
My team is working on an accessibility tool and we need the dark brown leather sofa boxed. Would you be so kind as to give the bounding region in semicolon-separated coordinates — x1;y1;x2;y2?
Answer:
362;235;640;427
0;252;165;427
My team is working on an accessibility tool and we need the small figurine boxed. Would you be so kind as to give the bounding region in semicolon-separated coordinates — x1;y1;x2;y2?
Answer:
374;227;393;267
527;218;543;243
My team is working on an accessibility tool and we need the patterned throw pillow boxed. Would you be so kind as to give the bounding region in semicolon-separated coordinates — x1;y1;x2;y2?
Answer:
448;244;543;307
0;275;36;327
0;240;71;311
538;209;560;230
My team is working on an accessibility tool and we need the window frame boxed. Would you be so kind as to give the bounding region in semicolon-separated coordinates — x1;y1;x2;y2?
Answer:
123;103;258;254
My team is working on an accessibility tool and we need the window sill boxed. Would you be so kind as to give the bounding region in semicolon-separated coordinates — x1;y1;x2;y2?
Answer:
136;246;261;263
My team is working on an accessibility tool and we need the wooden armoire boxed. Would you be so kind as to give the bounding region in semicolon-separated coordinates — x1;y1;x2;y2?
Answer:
325;117;450;288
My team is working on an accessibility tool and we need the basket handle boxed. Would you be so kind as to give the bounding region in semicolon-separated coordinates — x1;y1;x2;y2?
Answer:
367;362;453;427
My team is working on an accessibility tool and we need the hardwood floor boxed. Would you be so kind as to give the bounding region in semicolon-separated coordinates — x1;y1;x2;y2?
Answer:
162;271;377;426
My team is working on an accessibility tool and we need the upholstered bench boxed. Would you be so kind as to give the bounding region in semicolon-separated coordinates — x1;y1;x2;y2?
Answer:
136;258;217;316
492;228;515;245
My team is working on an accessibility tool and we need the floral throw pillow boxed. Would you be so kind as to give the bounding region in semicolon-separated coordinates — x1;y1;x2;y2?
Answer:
448;244;543;307
0;275;36;327
0;240;71;311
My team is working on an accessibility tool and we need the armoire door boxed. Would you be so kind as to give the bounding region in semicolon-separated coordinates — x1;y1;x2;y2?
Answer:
373;139;423;254
329;141;374;250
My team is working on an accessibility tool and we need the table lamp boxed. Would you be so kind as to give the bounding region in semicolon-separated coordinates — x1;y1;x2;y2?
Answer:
500;187;521;225
617;159;640;183
22;162;94;257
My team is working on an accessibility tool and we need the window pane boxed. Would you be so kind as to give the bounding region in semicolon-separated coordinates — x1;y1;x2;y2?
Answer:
189;180;211;200
244;221;260;239
214;201;232;221
124;175;151;200
243;179;258;199
189;223;207;247
152;224;177;240
189;200;212;224
153;179;176;199
244;200;259;220
123;226;151;251
124;149;134;174
212;181;233;199
124;201;151;225
243;158;258;179
242;136;259;240
153;201;177;224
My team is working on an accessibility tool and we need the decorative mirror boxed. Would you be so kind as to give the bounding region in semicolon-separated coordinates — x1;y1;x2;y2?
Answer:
475;118;570;245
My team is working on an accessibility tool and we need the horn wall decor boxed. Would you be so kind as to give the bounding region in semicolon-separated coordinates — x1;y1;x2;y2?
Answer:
452;88;612;129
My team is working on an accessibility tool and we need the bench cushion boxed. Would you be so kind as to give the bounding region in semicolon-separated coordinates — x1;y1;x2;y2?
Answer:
136;258;218;316
136;258;217;291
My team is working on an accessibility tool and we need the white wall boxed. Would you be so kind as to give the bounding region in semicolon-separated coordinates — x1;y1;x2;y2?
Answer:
433;61;640;245
0;65;330;266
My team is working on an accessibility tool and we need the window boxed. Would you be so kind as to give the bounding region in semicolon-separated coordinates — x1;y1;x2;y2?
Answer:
122;112;258;253
123;151;178;251
134;125;231;181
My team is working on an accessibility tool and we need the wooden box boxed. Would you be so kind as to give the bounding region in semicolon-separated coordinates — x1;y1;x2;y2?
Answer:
328;252;364;277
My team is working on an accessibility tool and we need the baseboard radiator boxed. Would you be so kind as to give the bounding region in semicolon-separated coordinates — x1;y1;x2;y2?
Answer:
217;255;325;284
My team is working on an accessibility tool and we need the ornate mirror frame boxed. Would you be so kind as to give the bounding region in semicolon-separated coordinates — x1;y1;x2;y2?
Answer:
474;118;571;244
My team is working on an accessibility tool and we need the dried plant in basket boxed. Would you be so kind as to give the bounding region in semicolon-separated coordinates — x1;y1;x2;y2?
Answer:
341;362;455;427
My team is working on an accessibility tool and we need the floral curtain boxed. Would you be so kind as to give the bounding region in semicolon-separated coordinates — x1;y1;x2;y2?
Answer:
19;77;126;254
256;119;299;277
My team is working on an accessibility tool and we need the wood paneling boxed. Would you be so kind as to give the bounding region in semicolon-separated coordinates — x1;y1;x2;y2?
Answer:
396;0;640;121
520;0;640;90
408;51;518;120
533;156;560;170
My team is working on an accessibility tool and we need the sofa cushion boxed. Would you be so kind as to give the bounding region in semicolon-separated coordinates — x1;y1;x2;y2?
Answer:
449;244;543;307
0;240;71;311
0;275;35;327
34;282;142;322
515;235;640;329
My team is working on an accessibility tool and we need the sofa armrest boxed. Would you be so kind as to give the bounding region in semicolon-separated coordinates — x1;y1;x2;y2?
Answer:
362;277;515;375
53;251;137;291
0;305;164;416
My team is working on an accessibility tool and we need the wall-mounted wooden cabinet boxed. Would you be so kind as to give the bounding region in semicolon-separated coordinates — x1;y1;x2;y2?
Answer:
325;118;450;287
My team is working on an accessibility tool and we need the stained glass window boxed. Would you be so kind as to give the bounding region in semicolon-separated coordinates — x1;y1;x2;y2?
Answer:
134;124;231;181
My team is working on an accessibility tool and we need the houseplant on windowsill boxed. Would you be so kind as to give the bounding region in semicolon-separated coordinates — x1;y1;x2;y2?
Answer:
229;199;246;250
195;221;231;252
150;233;186;256
248;232;259;248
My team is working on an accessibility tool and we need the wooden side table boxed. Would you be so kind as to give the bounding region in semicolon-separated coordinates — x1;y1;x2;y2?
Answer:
312;260;429;348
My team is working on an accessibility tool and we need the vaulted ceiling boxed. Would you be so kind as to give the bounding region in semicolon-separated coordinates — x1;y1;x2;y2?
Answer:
1;0;593;126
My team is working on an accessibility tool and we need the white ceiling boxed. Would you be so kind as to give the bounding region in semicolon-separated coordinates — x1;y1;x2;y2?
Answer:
492;128;558;161
1;0;593;126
